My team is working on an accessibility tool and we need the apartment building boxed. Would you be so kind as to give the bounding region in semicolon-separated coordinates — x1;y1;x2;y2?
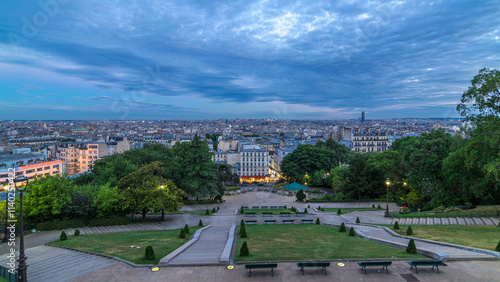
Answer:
58;142;108;176
239;144;269;183
352;130;388;153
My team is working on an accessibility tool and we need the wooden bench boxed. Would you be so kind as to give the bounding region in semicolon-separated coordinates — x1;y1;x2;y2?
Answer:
245;263;277;277
261;206;269;209
242;206;249;209
270;206;278;209
278;206;285;209
295;212;306;217
265;220;276;224
301;219;314;223
252;206;259;209
297;262;330;275
408;260;443;274
280;212;291;217
357;261;392;274
282;219;294;224
244;212;256;217
245;220;257;225
262;212;273;217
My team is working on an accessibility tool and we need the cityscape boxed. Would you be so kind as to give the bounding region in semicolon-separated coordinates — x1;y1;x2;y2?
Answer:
1;0;499;281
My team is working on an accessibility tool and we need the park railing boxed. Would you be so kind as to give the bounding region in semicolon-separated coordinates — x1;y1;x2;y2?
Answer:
0;265;18;282
390;210;499;218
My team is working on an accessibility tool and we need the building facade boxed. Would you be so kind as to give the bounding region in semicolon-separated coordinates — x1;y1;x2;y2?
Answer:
239;145;269;183
352;130;388;153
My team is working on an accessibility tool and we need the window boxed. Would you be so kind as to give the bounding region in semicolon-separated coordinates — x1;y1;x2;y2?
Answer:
44;166;50;170
26;169;35;174
53;165;59;169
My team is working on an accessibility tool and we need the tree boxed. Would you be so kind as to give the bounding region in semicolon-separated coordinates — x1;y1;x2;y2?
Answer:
145;245;156;260
406;226;413;235
394;221;400;230
199;219;203;226
93;183;126;218
240;226;247;238
184;224;190;234
341;153;385;200
457;68;500;123
180;229;185;238
406;239;417;254
60;231;67;241
339;222;347;232
280;144;339;183
240;241;249;257
296;189;306;202
349;227;355;236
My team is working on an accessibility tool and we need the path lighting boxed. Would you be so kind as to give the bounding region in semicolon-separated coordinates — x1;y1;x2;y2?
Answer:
2;184;10;243
385;179;390;218
14;176;29;282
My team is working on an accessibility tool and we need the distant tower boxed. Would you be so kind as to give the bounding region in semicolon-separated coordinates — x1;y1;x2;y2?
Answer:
361;112;366;122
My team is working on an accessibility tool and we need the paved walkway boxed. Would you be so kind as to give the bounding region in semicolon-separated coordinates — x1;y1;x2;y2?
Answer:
392;217;500;226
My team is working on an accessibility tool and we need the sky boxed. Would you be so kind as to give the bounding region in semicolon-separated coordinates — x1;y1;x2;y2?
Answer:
0;0;499;120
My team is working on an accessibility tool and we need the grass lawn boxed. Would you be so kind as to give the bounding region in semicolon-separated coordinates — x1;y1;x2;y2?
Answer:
381;224;500;251
49;227;202;264
235;224;425;262
244;208;295;215
392;205;500;218
322;208;383;214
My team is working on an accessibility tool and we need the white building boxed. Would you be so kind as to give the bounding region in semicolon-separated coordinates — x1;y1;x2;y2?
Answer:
239;144;269;183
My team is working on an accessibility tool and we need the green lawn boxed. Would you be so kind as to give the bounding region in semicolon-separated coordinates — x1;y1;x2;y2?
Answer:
49;227;202;264
382;224;500;251
322;208;382;214
235;224;425;262
392;205;500;218
244;208;295;215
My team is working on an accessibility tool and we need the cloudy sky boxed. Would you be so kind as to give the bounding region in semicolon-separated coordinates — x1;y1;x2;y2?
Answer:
1;0;499;120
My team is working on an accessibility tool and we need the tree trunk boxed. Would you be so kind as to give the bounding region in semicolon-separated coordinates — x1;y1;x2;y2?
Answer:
161;209;165;221
142;211;147;221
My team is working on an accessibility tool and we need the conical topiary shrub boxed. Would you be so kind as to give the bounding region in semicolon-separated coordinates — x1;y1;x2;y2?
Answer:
74;229;80;236
406;226;413;235
356;217;360;223
349;227;355;237
372;204;375;208
377;204;381;209
394;221;400;230
60;231;67;241
198;219;203;226
240;226;247;238
337;209;342;215
308;204;310;208
240;241;249;257
145;245;155;260
212;207;216;213
180;229;186;239
495;240;500;252
339;222;347;232
217;206;220;211
284;205;287;209
316;218;320;225
318;206;321;210
184;224;190;234
240;206;244;214
304;208;308;213
406;239;417;254
206;209;210;215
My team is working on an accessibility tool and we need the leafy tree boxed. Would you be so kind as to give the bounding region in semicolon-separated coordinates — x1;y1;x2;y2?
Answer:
457;68;500;123
341;153;385;200
93;183;126;218
296;189;306;202
326;166;348;192
281;144;340;183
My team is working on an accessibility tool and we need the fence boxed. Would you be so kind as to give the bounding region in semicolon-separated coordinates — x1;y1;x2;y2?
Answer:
390;210;499;218
0;265;18;282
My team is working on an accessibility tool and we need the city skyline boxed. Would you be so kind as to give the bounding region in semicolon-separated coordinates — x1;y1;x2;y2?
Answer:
1;1;499;120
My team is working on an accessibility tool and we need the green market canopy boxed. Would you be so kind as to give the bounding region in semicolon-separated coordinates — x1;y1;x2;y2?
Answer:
284;183;306;191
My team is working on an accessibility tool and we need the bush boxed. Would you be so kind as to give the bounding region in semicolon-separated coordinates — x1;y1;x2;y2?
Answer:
145;245;155;260
198;220;203;226
89;216;134;227
304;208;308;213
74;229;80;236
377;204;381;209
318;206;321;210
36;218;86;231
284;205;287;209
406;226;413;236
60;231;67;241
356;217;360;223
184;224;190;234
212;207;216;213
240;206;244;214
337;209;342;215
240;226;247;238
372;204;375;208
406;239;417;254
240;241;249;257
180;229;186;239
206;209;210;215
496;240;500;252
308;204;310;208
217;206;220;211
316;218;320;225
339;222;346;232
296;189;306;202
349;227;355;237
394;221;400;230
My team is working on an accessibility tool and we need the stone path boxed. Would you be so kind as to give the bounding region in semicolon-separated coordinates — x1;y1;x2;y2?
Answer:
62;222;168;236
346;223;500;261
167;225;232;265
0;245;115;282
392;217;500;226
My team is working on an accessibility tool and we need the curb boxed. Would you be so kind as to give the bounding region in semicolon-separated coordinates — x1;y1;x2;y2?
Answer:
220;225;236;263
158;225;212;266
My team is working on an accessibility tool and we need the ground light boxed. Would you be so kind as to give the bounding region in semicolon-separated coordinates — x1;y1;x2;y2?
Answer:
151;267;160;272
226;265;235;270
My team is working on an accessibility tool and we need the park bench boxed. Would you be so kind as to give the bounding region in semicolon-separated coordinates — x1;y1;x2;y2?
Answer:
265;220;276;224
297;262;330;275
262;212;273;217
301;219;314;223
242;206;249;209
278;206;285;209
270;206;278;209
295;212;306;217
282;219;294;224
357;261;392;274
245;263;278;277
252;206;259;209
280;212;291;217
244;220;257;225
408;260;443;274
261;206;269;209
245;212;256;217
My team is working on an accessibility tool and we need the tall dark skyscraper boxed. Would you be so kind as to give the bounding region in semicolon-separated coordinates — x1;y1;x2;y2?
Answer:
361;112;366;122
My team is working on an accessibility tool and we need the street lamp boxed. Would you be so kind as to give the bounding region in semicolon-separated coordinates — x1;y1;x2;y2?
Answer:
160;185;165;221
2;184;9;243
403;182;407;207
385;179;390;218
14;176;29;282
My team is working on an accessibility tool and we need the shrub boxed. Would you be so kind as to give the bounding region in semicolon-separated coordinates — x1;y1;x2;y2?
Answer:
217;206;220;211
240;206;244;214
304;208;308;213
349;227;355;237
339;222;347;232
318;206;321;210
406;226;413;235
356;217;360;223
240;226;247;238
406;239;417;254
212;207;216;213
337;209;342;215
308;204;310;208
206;209;210;215
180;229;186;239
394;221;400;230
198;220;203;226
296;189;306;202
284;205;287;209
60;231;67;241
184;224;190;234
240;241;249;257
496;240;500;252
145;245;155;260
74;229;80;236
316;218;320;225
372;204;375;208
377;204;381;209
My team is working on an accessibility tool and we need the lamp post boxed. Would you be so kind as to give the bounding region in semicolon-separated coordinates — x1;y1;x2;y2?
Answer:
385;179;390;218
403;182;407;207
14;176;28;282
160;185;165;221
2;184;9;243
